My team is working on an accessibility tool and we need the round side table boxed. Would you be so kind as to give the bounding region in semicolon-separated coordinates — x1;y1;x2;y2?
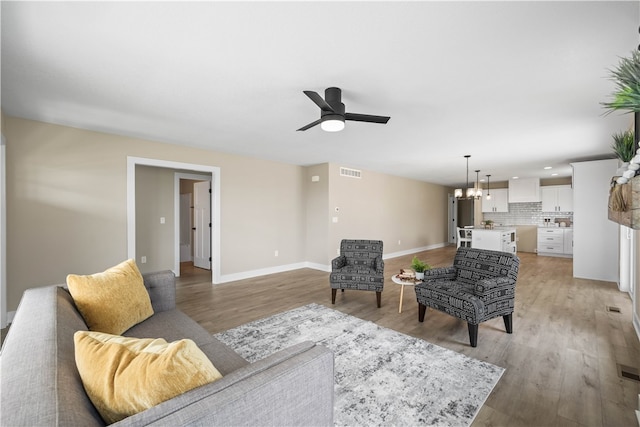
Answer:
391;274;421;313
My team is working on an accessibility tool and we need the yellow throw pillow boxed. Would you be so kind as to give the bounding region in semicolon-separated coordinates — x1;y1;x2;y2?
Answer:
74;331;223;424
67;259;154;335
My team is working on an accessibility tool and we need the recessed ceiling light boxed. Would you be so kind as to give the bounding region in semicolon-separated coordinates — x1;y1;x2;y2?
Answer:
551;173;558;176
544;166;552;170
512;176;519;179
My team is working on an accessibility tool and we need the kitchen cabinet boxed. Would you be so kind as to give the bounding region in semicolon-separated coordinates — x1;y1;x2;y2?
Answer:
472;229;517;253
541;185;573;212
481;188;508;212
537;227;573;257
508;178;540;203
563;229;573;254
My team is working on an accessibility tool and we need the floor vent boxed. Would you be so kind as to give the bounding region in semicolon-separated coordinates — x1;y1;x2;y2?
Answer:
339;167;362;179
606;306;621;313
617;364;640;383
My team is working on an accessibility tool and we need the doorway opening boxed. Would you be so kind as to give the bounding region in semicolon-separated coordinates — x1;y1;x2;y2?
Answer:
177;174;211;280
127;157;221;284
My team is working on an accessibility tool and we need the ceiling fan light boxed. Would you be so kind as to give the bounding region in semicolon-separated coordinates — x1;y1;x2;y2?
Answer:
321;116;345;132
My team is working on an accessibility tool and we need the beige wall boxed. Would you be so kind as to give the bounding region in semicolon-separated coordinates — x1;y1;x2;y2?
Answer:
3;116;307;310
135;165;176;273
3;115;450;311
327;164;449;260
304;164;330;265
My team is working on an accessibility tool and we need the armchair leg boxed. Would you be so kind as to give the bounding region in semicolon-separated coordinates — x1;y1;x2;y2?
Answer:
468;323;478;347
503;313;513;333
376;291;381;308
331;289;337;304
418;303;426;322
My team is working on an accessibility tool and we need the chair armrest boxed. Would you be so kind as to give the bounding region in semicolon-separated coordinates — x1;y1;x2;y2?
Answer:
142;270;176;312
474;277;515;306
474;277;516;296
331;255;347;269
422;266;456;281
374;256;384;274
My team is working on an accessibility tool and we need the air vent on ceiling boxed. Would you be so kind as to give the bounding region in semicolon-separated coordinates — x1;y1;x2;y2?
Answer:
340;167;361;179
606;306;621;313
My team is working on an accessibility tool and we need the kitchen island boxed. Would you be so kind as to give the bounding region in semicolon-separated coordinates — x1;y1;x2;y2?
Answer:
470;228;517;253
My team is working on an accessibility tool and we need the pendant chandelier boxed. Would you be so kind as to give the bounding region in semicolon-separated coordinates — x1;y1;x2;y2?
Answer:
474;170;482;199
454;155;480;199
486;174;492;200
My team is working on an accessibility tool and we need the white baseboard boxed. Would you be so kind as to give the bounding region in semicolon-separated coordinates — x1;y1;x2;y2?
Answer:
305;262;331;272
217;243;449;284
383;243;448;260
4;310;15;327
218;262;308;284
633;309;640;344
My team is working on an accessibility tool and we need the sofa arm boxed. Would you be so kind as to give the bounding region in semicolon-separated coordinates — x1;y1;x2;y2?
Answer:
331;255;347;270
422;266;456;281
114;342;334;427
142;271;176;313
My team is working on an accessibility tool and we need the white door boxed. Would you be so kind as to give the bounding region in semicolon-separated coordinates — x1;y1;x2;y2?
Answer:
193;181;211;270
179;193;192;262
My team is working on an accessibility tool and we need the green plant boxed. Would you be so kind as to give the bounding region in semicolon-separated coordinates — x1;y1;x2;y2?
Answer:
411;256;431;273
602;50;640;114
611;129;635;162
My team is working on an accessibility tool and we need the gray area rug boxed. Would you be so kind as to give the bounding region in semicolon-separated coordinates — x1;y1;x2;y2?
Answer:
214;303;504;426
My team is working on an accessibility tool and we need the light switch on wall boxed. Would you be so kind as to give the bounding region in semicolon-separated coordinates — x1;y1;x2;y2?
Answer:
160;217;165;224
332;217;338;223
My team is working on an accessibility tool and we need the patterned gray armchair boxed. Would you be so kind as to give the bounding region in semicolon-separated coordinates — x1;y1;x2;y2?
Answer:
330;239;384;308
414;247;519;347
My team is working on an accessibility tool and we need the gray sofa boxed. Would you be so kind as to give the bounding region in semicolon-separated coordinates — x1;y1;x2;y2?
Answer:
0;271;334;426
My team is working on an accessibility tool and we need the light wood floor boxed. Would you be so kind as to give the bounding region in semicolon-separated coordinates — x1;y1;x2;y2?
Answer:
177;247;640;427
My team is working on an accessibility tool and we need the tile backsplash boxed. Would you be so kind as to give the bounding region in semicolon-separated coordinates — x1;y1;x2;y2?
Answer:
483;202;573;227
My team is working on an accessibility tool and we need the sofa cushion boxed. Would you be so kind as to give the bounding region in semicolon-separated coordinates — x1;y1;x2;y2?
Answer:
74;331;223;424
414;279;486;324
124;309;250;375
67;259;154;335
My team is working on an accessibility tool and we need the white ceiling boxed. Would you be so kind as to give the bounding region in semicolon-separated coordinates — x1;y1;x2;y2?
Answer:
2;1;638;187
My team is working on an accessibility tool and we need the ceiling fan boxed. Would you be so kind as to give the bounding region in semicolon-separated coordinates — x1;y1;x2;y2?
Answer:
297;87;390;132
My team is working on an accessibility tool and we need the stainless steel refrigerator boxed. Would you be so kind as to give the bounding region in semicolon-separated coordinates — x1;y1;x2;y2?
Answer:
457;198;475;228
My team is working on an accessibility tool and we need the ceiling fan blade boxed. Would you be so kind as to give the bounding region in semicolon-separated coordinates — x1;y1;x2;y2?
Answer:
345;113;390;124
297;118;323;131
304;91;335;112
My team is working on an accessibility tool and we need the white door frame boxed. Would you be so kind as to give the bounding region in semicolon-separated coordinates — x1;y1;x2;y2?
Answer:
127;157;221;284
448;195;457;244
0;135;6;328
174;173;211;273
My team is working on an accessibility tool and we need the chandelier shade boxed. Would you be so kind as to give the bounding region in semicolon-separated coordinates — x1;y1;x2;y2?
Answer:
455;155;478;200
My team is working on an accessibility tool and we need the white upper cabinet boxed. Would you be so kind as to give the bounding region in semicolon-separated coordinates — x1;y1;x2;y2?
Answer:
508;178;540;203
482;188;509;212
541;185;573;212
